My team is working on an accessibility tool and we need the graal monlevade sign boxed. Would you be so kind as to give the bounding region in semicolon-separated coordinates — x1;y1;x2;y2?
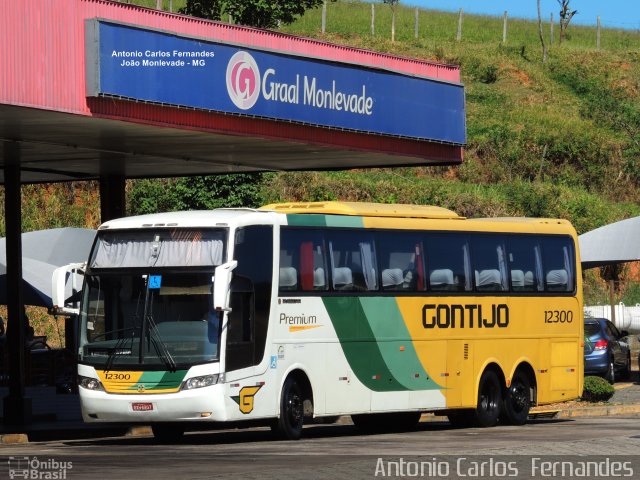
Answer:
85;20;466;145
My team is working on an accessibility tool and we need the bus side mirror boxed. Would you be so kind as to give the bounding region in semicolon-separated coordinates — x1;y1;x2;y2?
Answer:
213;260;237;312
50;262;86;317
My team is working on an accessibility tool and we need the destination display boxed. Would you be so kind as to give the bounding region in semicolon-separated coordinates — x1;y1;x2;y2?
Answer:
85;20;466;144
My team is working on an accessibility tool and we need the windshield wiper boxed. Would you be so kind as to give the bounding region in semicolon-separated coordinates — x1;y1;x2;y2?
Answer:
146;313;177;372
105;329;136;371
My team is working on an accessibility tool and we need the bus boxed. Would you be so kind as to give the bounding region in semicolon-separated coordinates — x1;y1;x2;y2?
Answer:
57;202;583;441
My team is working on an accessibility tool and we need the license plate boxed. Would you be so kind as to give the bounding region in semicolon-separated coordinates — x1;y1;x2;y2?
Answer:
132;402;153;412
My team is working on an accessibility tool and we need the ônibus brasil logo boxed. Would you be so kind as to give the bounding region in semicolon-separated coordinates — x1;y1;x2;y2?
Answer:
226;51;260;110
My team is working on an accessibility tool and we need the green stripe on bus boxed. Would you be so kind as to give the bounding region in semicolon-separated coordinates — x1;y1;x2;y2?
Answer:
359;297;443;391
286;214;363;228
133;370;187;390
325;216;364;228
322;297;408;392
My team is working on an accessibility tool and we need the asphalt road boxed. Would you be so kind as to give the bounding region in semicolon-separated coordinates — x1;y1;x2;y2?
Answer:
2;415;640;480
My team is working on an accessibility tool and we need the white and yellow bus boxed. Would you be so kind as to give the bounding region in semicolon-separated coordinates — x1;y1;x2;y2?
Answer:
67;202;583;441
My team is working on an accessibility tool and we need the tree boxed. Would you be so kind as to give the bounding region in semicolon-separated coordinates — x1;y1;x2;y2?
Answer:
180;0;332;29
127;173;269;215
557;0;578;43
383;0;400;43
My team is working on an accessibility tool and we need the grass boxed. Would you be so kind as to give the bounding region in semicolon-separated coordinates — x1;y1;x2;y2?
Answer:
281;1;640;52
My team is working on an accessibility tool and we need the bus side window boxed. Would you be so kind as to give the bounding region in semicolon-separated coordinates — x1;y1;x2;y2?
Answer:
279;229;328;293
328;231;378;292
471;235;507;292
425;233;470;292
541;237;575;293
506;236;542;292
376;232;425;291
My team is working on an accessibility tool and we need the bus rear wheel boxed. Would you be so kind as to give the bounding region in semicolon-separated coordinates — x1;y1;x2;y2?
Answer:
501;372;531;426
473;370;502;428
273;376;304;440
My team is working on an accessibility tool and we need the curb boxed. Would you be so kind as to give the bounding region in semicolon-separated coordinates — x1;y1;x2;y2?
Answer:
555;403;640;418
0;433;29;444
126;426;153;437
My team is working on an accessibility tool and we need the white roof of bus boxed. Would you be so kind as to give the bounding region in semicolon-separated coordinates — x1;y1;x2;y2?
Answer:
98;209;273;230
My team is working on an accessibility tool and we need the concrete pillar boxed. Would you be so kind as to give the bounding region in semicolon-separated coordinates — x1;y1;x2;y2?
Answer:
99;174;126;223
3;141;32;426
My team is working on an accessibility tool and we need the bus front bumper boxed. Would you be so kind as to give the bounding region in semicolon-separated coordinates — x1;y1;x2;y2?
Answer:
79;385;227;423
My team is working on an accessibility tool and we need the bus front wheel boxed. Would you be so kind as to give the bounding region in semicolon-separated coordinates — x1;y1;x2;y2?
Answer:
273;376;304;440
473;370;502;428
501;371;531;426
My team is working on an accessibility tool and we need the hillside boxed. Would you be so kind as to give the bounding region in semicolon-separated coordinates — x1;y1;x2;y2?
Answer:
264;1;640;234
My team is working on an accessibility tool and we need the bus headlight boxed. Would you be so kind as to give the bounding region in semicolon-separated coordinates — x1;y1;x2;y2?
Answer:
78;375;104;391
182;374;219;390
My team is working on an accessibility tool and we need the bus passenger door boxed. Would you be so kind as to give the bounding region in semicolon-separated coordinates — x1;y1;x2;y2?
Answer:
224;226;273;419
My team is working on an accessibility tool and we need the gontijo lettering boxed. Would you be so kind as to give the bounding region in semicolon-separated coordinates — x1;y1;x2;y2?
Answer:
422;304;509;329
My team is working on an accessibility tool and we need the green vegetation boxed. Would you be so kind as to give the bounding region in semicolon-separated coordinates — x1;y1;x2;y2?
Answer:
275;2;640;208
128;174;271;215
581;376;615;402
178;0;333;29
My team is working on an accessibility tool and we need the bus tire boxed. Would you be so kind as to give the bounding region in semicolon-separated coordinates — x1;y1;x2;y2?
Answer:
473;369;502;428
274;376;304;440
151;424;185;443
501;371;531;426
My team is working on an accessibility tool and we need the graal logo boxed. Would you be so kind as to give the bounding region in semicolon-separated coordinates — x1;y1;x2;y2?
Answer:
226;51;260;110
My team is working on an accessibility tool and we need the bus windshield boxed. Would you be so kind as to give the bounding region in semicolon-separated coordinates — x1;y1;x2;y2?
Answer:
80;228;228;369
80;271;220;369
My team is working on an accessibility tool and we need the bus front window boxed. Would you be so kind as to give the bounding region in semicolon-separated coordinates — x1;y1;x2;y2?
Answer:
80;272;220;369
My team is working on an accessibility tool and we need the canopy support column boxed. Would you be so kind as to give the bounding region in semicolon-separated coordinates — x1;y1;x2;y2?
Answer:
99;174;126;222
2;141;31;426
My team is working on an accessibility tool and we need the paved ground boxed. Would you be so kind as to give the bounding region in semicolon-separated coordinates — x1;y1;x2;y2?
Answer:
1;416;639;479
2;371;640;442
610;372;640;404
1;374;639;479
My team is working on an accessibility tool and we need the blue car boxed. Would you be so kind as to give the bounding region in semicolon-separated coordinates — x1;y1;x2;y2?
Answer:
584;318;631;384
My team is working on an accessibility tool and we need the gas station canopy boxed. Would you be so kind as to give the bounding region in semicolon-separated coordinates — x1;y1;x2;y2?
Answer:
0;0;465;183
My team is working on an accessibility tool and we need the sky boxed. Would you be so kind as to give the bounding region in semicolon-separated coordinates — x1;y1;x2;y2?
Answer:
405;1;640;30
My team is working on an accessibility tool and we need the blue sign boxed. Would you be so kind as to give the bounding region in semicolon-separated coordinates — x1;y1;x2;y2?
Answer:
86;20;465;145
148;275;162;290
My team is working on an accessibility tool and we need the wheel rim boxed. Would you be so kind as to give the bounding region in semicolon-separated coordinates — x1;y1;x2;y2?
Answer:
285;386;303;428
510;381;529;413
